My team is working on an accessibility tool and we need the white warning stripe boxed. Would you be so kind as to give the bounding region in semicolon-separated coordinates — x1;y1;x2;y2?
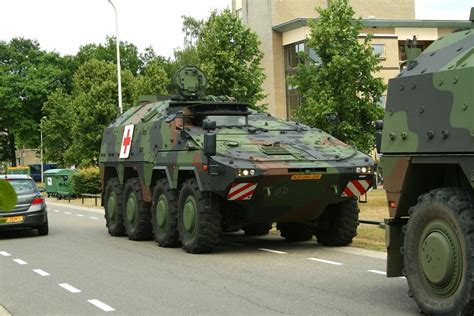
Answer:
228;183;257;201
341;180;371;197
230;184;257;200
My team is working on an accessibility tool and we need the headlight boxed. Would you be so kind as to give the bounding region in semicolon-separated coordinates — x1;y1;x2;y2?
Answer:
356;166;371;174
237;169;256;177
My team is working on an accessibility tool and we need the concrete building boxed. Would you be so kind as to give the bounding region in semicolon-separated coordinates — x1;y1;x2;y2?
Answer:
232;0;470;119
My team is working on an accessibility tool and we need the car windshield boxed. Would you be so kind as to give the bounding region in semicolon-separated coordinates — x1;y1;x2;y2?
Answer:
206;115;247;127
9;179;36;195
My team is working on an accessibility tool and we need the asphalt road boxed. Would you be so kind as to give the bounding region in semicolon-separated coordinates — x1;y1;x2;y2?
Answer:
1;202;418;315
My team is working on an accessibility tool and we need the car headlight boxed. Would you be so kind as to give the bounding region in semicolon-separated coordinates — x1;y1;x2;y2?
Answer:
356;166;371;174
237;169;256;177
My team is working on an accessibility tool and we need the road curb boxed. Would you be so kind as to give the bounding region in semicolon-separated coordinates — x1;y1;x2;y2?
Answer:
46;201;103;214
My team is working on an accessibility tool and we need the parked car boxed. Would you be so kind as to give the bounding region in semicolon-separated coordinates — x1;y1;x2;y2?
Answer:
0;174;48;235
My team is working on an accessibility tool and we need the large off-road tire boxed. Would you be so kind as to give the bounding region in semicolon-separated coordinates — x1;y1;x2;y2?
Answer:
37;220;49;236
104;177;126;236
151;178;180;248
314;199;359;246
243;223;272;237
278;223;313;242
178;179;221;254
123;178;152;241
404;188;474;315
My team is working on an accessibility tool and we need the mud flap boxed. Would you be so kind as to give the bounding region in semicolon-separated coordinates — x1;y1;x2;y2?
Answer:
385;217;408;277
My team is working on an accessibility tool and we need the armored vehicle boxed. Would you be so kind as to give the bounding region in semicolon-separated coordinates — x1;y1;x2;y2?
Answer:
376;8;474;315
99;66;374;254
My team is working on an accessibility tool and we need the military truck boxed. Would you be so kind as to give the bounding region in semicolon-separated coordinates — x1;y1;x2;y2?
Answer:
376;8;474;315
99;65;374;254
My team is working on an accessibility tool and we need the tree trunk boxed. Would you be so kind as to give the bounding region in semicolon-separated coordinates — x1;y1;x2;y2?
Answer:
8;133;16;167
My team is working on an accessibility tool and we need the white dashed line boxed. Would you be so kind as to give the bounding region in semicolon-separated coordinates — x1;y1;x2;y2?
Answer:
307;258;343;266
33;269;50;276
76;214;84;217
88;299;115;312
89;216;99;220
0;251;11;257
258;248;287;254
13;259;28;265
52;209;60;212
368;269;386;275
58;283;81;293
64;212;72;215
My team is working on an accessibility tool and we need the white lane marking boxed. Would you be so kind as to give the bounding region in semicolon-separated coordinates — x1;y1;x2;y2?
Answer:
89;216;99;220
76;214;84;217
307;258;343;266
33;269;50;276
52;209;60;213
368;269;386;275
58;283;82;293
13;259;28;265
258;248;287;254
64;212;72;215
88;299;115;312
0;251;11;257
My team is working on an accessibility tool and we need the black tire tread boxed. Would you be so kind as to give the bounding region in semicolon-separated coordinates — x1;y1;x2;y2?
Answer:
243;223;272;237
123;178;152;241
278;223;313;242
104;177;126;236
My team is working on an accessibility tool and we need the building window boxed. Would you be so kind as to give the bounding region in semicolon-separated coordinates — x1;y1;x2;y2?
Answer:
371;44;386;59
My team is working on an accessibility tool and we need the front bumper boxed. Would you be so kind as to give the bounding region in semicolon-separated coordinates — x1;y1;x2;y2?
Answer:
0;208;48;230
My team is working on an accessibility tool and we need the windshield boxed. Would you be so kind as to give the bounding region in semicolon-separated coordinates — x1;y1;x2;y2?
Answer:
9;179;36;195
206;115;247;127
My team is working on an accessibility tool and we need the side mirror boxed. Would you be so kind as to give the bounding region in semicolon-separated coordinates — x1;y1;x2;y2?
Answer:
324;112;339;125
202;119;216;131
375;120;384;153
204;133;217;156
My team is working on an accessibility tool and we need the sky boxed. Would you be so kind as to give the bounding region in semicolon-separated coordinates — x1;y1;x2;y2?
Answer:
0;0;472;58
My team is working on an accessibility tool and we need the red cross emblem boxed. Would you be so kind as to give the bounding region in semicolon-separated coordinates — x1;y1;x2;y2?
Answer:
119;125;134;159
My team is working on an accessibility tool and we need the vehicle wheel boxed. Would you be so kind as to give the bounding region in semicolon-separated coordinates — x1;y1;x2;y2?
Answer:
278;223;313;242
151;178;180;248
314;199;359;246
123;178;152;241
178;179;221;253
104;177;126;236
243;223;272;236
404;188;474;315
37;221;49;236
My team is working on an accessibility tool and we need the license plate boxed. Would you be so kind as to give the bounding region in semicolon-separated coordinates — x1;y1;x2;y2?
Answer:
0;216;24;224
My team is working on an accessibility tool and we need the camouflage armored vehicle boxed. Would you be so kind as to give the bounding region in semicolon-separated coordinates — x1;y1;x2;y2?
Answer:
376;8;474;315
99;65;374;254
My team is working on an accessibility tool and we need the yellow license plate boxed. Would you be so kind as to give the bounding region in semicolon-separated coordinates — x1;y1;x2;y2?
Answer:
2;216;24;224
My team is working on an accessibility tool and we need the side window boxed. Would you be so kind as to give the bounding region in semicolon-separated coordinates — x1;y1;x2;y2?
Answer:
371;44;386;59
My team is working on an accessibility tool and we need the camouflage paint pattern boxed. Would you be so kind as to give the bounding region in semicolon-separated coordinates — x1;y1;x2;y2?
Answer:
381;12;474;277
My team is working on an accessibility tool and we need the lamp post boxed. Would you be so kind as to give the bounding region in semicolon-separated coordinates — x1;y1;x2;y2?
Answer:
108;0;123;114
40;117;46;183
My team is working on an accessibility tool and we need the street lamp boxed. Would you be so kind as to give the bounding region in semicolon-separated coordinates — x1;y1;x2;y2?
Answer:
108;0;123;114
40;117;47;183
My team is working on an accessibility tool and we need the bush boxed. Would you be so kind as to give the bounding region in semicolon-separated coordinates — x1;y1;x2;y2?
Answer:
72;167;101;195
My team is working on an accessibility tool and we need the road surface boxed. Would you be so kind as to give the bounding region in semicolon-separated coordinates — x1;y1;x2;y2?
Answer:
1;202;418;315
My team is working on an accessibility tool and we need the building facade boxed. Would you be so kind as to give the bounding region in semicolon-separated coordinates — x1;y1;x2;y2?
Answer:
232;0;470;119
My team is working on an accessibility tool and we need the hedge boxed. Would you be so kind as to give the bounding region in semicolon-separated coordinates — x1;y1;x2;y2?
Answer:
72;167;101;195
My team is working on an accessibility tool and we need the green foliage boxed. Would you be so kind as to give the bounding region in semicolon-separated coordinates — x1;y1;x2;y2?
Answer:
66;59;136;166
135;58;168;96
0;38;74;164
72;167;101;195
290;0;385;154
196;10;266;110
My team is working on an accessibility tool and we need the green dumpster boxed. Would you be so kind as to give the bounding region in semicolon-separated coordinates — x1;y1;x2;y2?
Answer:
55;169;78;199
43;169;61;197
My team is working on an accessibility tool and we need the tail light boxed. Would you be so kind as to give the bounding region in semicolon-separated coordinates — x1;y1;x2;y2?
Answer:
32;196;44;205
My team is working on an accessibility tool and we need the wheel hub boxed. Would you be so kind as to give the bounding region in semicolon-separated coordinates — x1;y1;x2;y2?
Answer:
126;194;137;223
156;195;168;228
183;196;197;233
107;192;117;222
419;220;462;297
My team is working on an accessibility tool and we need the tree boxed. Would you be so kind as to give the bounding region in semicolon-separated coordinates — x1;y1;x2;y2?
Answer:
197;10;266;110
0;38;73;165
135;58;169;96
290;0;385;154
65;59;136;166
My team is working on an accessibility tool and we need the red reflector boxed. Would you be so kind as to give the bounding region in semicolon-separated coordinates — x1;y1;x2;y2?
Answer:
202;165;208;171
32;197;44;205
389;201;396;208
